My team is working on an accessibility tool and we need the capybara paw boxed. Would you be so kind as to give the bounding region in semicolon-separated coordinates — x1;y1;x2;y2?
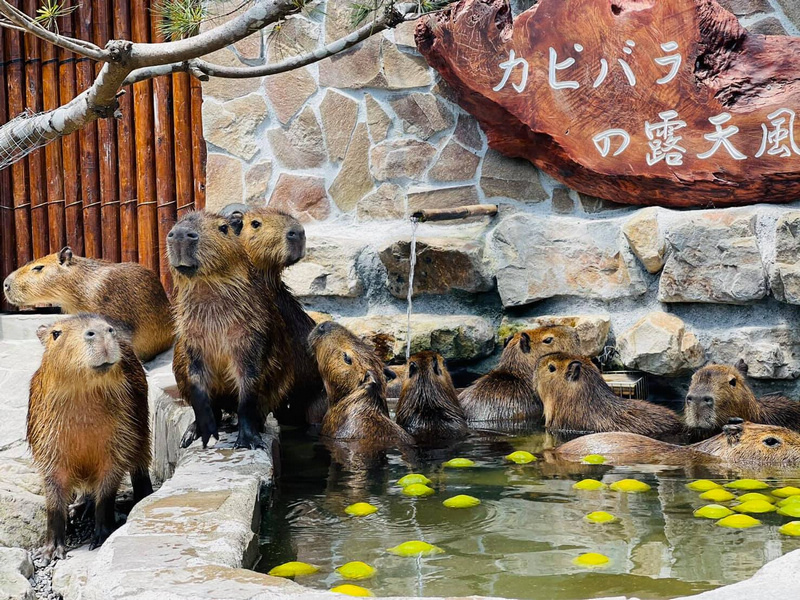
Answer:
234;428;266;450
180;421;198;448
195;407;220;448
36;542;66;565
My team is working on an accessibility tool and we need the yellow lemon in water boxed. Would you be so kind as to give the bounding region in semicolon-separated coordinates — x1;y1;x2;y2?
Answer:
330;584;374;597
268;561;319;577
694;504;734;520
402;484;435;497
778;503;800;518
724;479;769;491
716;514;762;529
344;502;378;517
387;541;444;557
336;561;376;580
573;479;607;491
573;553;610;567
778;495;800;507
779;521;800;537
506;451;537;464
443;495;481;509
732;500;777;514
687;480;722;492
585;511;616;524
737;493;776;504
397;474;432;487
699;488;736;502
772;486;800;498
610;479;651;493
443;458;476;468
582;454;606;465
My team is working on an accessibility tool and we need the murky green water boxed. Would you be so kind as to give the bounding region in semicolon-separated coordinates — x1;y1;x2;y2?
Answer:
257;427;800;599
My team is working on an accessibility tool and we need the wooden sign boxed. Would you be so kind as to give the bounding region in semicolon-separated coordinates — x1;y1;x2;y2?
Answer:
415;0;800;208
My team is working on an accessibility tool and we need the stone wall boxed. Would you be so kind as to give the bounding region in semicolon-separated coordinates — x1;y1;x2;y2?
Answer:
202;0;800;392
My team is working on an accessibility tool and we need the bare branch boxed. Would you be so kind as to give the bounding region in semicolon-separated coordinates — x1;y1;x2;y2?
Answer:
123;62;200;86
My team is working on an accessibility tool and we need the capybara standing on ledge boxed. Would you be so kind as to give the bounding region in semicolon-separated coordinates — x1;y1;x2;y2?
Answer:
459;326;580;425
536;353;683;439
396;351;468;445
168;211;291;449
28;315;152;563
3;248;173;362
236;207;326;425
685;360;800;435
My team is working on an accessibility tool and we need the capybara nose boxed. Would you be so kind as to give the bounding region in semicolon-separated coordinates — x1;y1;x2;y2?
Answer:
2;277;10;292
167;226;199;241
84;329;98;341
687;394;713;406
317;321;332;334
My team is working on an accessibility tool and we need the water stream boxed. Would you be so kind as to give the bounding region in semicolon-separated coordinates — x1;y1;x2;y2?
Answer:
406;216;419;361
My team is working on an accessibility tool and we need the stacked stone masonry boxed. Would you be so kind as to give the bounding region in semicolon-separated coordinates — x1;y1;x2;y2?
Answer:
201;0;800;382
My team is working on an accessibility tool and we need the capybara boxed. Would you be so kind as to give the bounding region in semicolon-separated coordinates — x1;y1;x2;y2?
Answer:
3;247;173;362
168;211;291;449
554;419;800;468
236;207;326;425
685;360;800;434
536;353;683;439
458;326;580;424
396;351;468;445
28;315;152;562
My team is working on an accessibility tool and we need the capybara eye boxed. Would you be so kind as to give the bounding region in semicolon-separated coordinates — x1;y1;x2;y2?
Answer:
763;436;781;448
343;352;353;365
108;327;115;335
548;364;556;373
543;336;553;344
32;265;44;273
251;220;261;229
51;330;61;340
729;378;737;387
219;224;229;234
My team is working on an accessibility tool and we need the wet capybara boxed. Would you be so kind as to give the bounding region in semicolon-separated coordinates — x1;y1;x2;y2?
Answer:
685;360;800;435
458;326;580;425
28;315;152;563
168;211;292;449
3;248;173;362
396;351;468;445
536;353;683;439
554;419;800;468
236;207;326;425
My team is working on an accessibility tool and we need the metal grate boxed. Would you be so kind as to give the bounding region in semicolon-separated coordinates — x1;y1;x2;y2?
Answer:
0;109;56;172
602;371;648;400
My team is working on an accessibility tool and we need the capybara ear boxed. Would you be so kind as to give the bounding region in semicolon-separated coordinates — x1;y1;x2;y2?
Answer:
226;213;244;236
406;362;418;378
519;332;531;354
723;417;745;445
58;246;74;265
384;366;397;381
433;358;441;376
734;359;748;376
503;335;513;348
36;324;50;345
566;360;582;382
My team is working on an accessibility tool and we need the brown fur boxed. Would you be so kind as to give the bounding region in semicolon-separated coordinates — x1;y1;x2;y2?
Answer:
168;211;292;449
396;351;468;445
3;249;173;362
237;207;325;425
685;361;800;434
28;315;152;563
536;353;683;440
459;326;580;424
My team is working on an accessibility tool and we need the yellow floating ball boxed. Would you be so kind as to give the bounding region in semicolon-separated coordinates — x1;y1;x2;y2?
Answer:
443;495;481;509
506;451;537;464
443;458;476;468
716;514;762;529
732;500;777;514
777;503;800;518
330;584;374;597
397;474;432;487
772;486;800;498
344;502;378;517
724;479;769;491
693;504;734;520
585;511;616;524
582;454;606;465
336;561;376;581
610;479;651;493
402;483;435;497
699;488;736;502
573;552;610;567
778;496;800;507
687;480;722;492
387;540;444;557
737;493;776;504
573;479;607;491
779;521;800;537
268;561;320;577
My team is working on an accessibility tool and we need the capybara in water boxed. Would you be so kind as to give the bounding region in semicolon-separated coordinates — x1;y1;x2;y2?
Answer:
28;314;152;562
236;207;326;425
168;211;291;449
396;351;468;445
554;418;800;468
3;248;173;362
458;326;580;425
685;360;800;435
536;353;683;439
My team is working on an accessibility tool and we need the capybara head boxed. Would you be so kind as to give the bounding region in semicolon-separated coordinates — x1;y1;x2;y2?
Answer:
36;314;125;374
535;353;607;420
308;321;395;405
685;360;759;431
237;208;305;273
3;247;79;307
697;418;800;466
500;326;581;377
166;211;246;280
399;350;458;406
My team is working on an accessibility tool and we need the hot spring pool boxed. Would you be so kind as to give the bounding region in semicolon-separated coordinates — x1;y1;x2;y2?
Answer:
256;427;800;599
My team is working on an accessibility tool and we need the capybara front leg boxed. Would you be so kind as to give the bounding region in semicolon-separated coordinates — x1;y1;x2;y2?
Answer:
38;477;69;565
182;350;219;448
130;467;154;503
89;476;121;550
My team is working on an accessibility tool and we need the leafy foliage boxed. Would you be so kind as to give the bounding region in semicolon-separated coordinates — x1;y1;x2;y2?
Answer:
34;0;77;33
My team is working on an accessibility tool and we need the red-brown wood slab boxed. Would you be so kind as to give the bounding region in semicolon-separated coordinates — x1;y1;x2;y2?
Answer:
415;0;800;208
